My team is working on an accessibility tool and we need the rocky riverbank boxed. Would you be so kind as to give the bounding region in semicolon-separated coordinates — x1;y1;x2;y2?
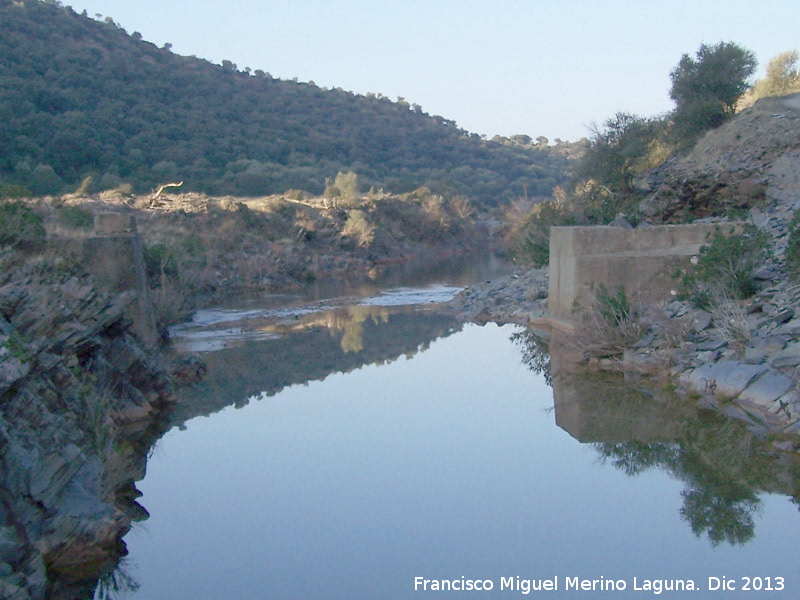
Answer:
0;235;180;599
448;267;549;325
0;184;495;598
451;243;800;441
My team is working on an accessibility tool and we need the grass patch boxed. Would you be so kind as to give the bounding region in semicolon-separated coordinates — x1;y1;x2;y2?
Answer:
569;285;650;360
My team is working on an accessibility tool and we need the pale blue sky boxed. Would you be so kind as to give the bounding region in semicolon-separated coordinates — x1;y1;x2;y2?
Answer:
67;1;800;141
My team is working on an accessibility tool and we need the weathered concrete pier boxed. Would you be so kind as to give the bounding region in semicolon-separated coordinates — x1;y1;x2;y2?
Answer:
548;223;730;323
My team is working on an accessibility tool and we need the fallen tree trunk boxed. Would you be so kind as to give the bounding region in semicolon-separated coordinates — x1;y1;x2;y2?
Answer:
149;181;184;207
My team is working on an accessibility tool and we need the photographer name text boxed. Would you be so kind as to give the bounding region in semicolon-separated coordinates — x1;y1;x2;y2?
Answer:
414;575;786;595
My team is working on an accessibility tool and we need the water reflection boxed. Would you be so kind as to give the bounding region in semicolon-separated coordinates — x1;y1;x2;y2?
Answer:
168;287;464;427
94;560;140;600
129;322;800;599
513;328;800;548
7;282;800;597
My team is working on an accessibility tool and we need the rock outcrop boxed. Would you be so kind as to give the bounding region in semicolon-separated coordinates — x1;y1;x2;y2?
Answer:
448;267;548;325
0;223;174;598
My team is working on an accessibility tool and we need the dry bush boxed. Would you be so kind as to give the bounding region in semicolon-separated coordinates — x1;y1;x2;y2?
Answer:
212;197;242;212
709;293;751;354
294;215;317;240
567;285;651;360
653;312;694;349
447;195;473;220
421;194;448;227
342;210;375;247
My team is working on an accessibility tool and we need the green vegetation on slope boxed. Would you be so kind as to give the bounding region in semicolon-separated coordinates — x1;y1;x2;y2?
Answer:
506;41;799;265
0;0;570;204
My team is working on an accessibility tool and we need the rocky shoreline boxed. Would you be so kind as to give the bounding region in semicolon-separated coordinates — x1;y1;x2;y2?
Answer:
448;267;549;325
0;233;182;599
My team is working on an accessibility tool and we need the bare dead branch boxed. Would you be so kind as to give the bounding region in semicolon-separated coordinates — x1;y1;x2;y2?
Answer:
149;181;184;207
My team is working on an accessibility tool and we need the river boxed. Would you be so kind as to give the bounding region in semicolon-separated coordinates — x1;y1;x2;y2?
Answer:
116;256;800;599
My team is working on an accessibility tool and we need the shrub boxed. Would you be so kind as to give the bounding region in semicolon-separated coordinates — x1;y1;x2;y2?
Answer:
75;372;118;456
341;210;375;247
573;112;658;198
569;284;650;360
448;195;474;220
0;183;32;199
505;198;578;267
685;224;769;301
75;176;93;195
709;294;751;354
0;201;46;246
144;242;179;287
738;49;800;109
595;283;631;327
785;212;800;278
325;171;361;207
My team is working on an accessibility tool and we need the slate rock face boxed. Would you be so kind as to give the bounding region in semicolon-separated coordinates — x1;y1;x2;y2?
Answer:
680;362;766;398
0;235;174;599
738;372;795;408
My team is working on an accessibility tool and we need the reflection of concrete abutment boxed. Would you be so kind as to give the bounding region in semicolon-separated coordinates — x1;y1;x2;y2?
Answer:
550;365;684;443
548;224;736;324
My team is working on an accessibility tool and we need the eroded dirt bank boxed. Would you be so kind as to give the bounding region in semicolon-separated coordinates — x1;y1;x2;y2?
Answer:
39;188;490;325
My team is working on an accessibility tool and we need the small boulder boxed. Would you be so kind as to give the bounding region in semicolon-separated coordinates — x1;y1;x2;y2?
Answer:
738;372;794;409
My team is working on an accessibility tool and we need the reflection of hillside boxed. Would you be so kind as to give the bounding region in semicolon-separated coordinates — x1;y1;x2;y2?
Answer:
513;328;800;547
170;307;462;426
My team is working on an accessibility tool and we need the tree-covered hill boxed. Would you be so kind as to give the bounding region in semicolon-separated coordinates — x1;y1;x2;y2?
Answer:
0;0;571;204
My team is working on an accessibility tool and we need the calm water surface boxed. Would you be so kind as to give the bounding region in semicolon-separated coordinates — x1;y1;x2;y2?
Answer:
121;269;800;599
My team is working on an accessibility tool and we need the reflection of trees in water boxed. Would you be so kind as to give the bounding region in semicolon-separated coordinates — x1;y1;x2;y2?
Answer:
170;307;462;425
681;484;760;547
593;407;783;547
594;440;679;476
329;306;391;354
511;329;551;386
94;559;140;599
513;327;794;548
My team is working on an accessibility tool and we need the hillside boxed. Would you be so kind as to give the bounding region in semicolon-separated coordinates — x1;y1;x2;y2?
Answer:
0;0;571;204
637;93;800;223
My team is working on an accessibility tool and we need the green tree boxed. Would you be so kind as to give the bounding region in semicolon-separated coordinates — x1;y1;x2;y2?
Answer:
325;171;361;206
741;49;800;107
29;163;62;195
669;41;757;139
0;0;570;204
573;112;657;201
